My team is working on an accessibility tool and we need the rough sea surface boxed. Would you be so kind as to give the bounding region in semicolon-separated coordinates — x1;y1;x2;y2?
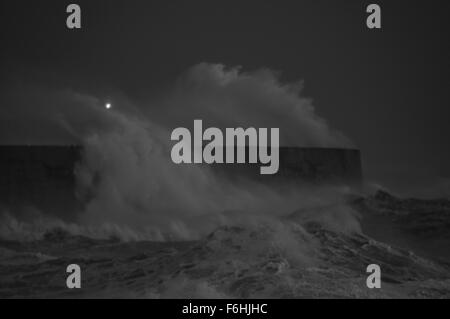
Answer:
1;190;450;299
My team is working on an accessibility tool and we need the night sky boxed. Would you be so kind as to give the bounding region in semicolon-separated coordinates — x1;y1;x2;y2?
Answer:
1;0;449;196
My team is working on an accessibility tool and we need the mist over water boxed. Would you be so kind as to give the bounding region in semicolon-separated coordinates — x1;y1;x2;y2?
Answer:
0;63;351;147
74;103;359;240
0;63;360;241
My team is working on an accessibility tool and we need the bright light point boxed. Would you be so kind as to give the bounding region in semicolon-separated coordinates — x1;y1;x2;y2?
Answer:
105;103;112;109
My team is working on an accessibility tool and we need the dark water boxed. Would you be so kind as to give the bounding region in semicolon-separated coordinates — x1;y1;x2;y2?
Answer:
1;191;450;299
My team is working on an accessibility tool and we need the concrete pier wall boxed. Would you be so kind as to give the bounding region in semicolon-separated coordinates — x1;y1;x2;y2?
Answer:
0;145;82;215
211;147;362;187
0;145;362;213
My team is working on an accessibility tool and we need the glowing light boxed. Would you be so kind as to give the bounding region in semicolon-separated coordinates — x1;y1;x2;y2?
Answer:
105;103;112;109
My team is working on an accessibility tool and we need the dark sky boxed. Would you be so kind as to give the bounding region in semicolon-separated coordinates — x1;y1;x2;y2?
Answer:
1;0;449;196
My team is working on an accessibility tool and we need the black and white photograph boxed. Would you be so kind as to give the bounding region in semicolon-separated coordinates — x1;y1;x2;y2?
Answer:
1;0;450;303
